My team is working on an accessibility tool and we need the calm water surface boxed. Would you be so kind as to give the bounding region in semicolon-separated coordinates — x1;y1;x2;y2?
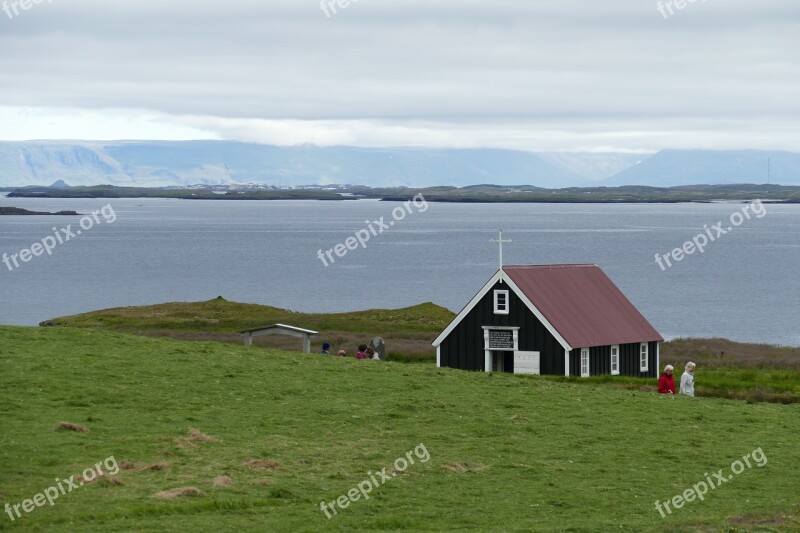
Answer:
1;195;798;346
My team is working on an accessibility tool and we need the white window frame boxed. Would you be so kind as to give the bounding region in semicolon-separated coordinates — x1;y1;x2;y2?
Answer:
493;290;510;315
610;345;620;375
482;326;519;352
640;342;649;372
580;348;590;377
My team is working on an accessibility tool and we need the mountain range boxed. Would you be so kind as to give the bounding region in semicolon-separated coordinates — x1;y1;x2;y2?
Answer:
0;141;795;188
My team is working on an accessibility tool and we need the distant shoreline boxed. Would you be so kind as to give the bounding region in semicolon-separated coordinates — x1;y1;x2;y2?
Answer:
4;183;799;203
0;207;81;216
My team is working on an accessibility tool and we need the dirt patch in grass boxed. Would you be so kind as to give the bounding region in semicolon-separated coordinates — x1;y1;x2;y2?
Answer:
705;388;800;405
154;487;205;499
244;460;281;470
53;422;90;433
135;329;439;363
119;461;136;470
725;510;797;529
140;461;171;471
82;473;124;486
175;427;217;448
663;337;800;369
212;475;233;487
186;428;216;442
443;462;485;473
665;510;800;533
386;467;424;477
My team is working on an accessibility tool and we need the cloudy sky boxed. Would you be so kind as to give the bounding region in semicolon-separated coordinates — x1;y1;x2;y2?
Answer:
0;0;798;152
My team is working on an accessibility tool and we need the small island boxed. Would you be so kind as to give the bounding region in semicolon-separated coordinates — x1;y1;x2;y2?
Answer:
0;207;81;216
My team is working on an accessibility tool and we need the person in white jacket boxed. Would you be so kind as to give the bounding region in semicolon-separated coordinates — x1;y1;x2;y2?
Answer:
680;362;696;396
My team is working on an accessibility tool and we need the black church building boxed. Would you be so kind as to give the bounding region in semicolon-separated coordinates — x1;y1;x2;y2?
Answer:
432;264;663;378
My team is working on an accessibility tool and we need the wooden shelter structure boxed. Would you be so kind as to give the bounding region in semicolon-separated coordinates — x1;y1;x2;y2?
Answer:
240;324;319;353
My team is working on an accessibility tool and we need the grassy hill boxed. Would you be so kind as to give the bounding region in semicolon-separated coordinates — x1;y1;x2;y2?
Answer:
42;299;800;403
41;298;455;363
1;326;799;532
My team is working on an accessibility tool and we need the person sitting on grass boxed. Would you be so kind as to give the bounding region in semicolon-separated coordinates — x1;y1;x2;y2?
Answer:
680;362;696;397
658;365;676;394
337;349;347;357
319;342;331;355
355;345;368;360
365;347;380;360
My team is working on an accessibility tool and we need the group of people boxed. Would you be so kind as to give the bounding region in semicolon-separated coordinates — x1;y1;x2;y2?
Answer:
319;342;381;360
658;362;696;396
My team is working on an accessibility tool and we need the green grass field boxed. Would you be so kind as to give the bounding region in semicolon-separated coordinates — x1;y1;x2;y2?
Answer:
543;368;800;405
1;326;799;532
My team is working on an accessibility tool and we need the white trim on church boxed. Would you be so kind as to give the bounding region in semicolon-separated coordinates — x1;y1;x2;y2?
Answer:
431;268;572;353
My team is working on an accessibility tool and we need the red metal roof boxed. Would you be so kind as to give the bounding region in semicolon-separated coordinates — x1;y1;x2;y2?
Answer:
504;265;663;348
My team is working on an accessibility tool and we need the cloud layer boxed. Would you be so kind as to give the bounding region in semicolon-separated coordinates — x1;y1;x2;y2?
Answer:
1;0;798;151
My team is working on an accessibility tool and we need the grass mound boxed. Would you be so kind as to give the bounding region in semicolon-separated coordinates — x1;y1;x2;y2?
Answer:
53;421;90;433
140;462;171;472
40;298;453;362
243;460;281;471
154;487;205;499
212;476;233;488
442;462;485;473
186;429;216;443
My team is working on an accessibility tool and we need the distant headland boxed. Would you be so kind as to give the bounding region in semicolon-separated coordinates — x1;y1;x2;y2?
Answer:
4;183;800;203
0;207;81;216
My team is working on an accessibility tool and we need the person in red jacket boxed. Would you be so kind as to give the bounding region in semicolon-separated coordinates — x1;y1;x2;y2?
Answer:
658;365;676;394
